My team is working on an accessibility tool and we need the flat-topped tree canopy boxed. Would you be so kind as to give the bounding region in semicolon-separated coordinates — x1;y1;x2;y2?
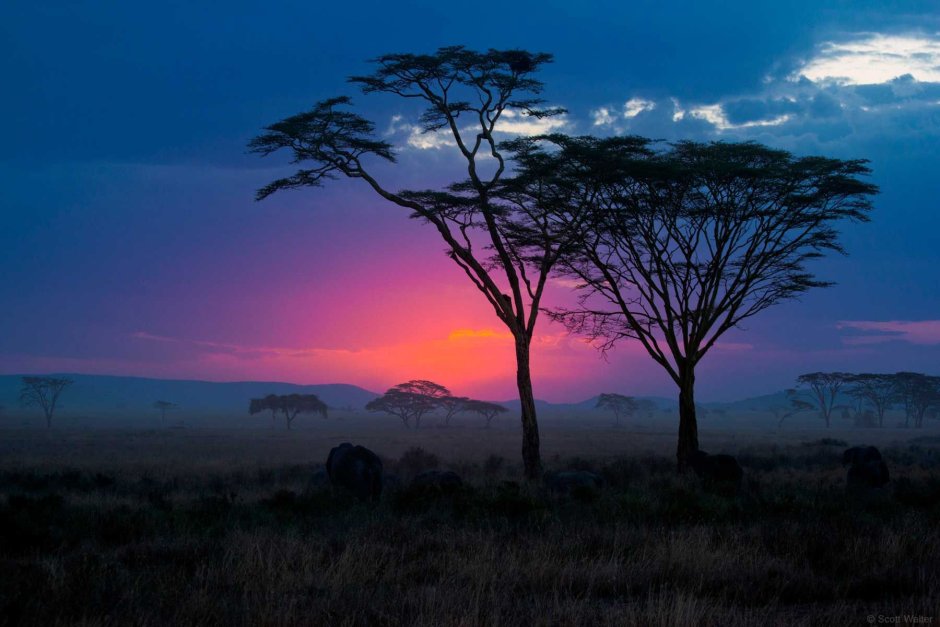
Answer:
525;137;877;468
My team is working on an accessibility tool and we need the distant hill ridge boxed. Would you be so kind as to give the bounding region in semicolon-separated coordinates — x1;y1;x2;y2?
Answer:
0;373;796;415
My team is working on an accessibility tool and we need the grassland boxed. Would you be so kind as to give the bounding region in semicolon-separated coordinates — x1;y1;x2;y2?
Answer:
1;419;939;626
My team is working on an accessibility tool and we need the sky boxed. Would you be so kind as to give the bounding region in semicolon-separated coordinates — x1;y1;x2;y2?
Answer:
2;1;940;402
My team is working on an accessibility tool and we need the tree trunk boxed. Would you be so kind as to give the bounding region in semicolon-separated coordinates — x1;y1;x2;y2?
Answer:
45;411;52;429
676;366;699;472
515;336;542;481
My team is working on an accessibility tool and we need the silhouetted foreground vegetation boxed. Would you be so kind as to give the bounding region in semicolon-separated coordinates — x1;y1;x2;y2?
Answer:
2;438;939;625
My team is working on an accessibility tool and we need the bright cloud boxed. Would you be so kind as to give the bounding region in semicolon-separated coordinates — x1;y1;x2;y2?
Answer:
837;320;940;346
592;107;616;126
795;33;940;85
671;98;686;122
494;108;569;135
623;97;656;118
592;98;655;127
388;108;568;150
688;103;791;131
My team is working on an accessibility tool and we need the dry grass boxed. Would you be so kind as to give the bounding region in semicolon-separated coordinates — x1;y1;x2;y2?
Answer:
1;425;939;625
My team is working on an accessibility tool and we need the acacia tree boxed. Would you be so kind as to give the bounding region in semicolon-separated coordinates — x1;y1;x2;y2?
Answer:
366;380;451;429
846;373;895;428
249;394;280;426
153;400;177;423
462;399;509;428
595;393;638;427
249;393;327;429
891;372;940;428
543;139;876;469
250;47;591;480
20;376;73;428
438;395;470;426
788;372;854;428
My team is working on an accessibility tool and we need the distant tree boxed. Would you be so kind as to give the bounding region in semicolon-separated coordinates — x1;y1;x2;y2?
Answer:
462;399;509;428
249;393;327;429
438;395;470;426
366;380;451;429
542;139;876;468
891;372;940;428
250;47;579;480
846;373;894;428
281;394;328;429
19;376;73;428
249;394;281;426
790;373;854;428
152;400;178;423
595;393;637;427
772;395;801;427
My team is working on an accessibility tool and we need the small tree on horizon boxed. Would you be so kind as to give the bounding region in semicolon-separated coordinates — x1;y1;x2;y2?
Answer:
248;393;328;429
891;372;940;428
438;395;471;426
462;399;509;428
365;380;451;429
19;376;73;428
249;394;280;426
595;393;638;427
153;400;178;423
846;373;895;428
790;372;854;428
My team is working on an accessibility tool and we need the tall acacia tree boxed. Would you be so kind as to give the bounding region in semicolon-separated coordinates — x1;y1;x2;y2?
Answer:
250;47;587;480
543;139;876;469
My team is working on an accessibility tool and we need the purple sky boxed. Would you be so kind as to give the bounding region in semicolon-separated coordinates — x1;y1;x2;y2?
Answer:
2;2;939;401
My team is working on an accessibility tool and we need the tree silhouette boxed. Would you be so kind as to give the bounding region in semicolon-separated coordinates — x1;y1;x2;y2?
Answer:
462;399;508;428
788;373;854;428
366;380;451;429
19;376;73;428
542;139;876;469
438;395;470;426
250;47;581;480
595;393;638;427
891;372;940;428
152;400;177;423
248;393;327;429
846;374;895;428
249;394;280;426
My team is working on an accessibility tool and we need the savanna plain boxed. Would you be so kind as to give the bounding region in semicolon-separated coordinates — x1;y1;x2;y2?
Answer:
2;412;939;626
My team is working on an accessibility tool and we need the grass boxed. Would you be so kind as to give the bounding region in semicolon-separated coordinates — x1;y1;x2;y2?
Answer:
0;426;939;625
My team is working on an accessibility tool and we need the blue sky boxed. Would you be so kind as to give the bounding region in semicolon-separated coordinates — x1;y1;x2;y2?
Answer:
1;1;939;401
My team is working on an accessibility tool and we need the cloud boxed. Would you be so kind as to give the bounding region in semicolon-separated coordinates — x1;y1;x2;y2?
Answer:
494;108;569;135
837;320;940;346
592;107;616;126
388;107;569;150
687;103;791;131
671;98;686;122
591;98;656;128
794;33;940;85
593;32;940;146
623;98;656;118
